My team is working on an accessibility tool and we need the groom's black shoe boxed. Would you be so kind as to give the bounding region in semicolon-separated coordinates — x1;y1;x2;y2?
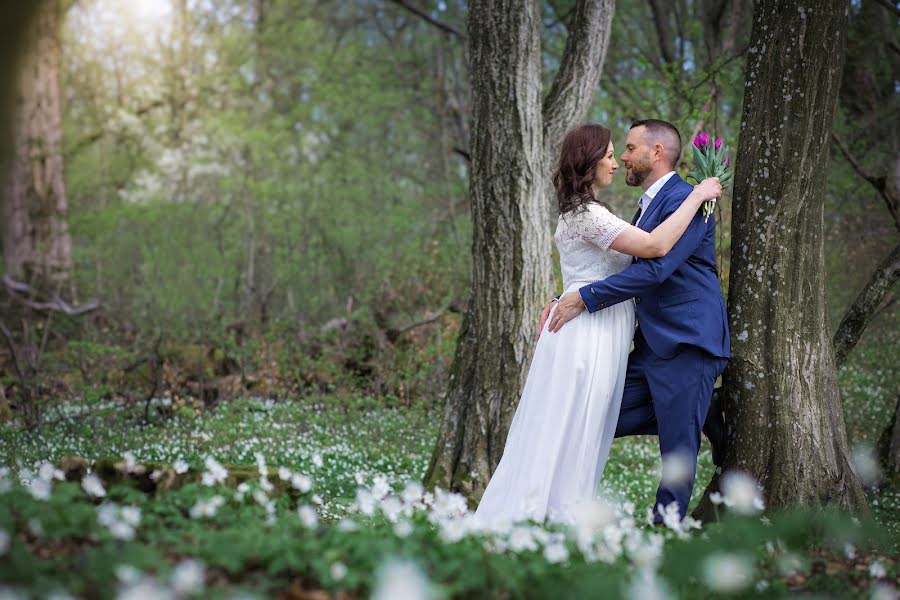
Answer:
703;388;727;467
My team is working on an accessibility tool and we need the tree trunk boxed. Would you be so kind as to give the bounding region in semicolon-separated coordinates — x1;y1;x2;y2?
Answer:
2;0;71;289
695;0;867;518
424;0;614;501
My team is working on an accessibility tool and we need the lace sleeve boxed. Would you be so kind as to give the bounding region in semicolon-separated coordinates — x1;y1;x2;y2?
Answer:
567;204;630;250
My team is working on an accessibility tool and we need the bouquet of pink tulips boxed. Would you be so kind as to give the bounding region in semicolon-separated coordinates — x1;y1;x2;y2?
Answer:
687;132;733;222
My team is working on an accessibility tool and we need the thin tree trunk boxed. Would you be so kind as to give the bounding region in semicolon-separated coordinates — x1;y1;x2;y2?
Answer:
877;396;900;475
832;242;900;370
3;0;72;289
424;0;615;501
695;0;867;518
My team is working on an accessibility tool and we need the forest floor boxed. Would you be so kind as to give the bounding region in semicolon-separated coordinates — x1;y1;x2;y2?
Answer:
0;387;897;598
0;325;896;598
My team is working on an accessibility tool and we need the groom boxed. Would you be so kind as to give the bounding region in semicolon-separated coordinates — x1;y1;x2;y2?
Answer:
544;119;730;523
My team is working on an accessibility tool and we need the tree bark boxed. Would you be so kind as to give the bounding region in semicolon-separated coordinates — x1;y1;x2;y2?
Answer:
2;0;72;289
695;0;868;518
424;0;614;500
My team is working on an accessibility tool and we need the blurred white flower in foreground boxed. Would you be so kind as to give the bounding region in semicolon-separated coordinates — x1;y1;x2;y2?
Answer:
720;471;765;514
660;453;692;487
81;474;107;498
170;559;205;596
628;571;672;600
702;552;754;593
97;503;141;541
868;560;886;579
297;505;318;528
201;456;227;486
172;459;189;475
329;561;347;582
851;445;882;487
189;495;225;519
371;559;433;600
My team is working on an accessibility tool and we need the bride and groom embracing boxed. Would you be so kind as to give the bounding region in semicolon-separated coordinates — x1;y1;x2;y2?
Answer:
474;119;730;527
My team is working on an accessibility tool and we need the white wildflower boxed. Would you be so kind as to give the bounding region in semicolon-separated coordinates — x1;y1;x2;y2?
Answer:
720;471;764;514
872;584;898;600
393;520;413;538
200;456;227;487
330;561;347;582
277;466;292;481
371;559;432;600
869;560;886;579
371;475;391;500
189;495;225;519
170;559;205;596
543;542;569;564
290;473;312;493
380;496;403;523
81;474;107;498
311;453;323;468
851;445;882;487
297;505;318;529
173;459;189;475
628;571;672;600
355;489;376;516
39;461;65;481
28;478;52;501
702;552;754;593
401;481;423;505
660;453;692;487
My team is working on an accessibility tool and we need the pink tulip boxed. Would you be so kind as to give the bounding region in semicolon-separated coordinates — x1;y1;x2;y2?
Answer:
715;138;723;151
693;132;710;149
722;155;731;168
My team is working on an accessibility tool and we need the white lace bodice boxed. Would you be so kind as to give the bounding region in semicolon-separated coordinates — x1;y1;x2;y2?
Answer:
555;203;633;290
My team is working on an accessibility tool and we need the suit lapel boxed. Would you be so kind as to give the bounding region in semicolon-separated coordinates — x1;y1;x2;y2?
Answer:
638;173;683;231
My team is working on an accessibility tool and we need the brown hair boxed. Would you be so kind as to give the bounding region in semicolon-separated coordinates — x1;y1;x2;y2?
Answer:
551;124;612;215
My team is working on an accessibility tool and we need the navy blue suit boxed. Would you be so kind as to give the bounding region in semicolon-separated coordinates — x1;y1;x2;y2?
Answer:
578;173;730;520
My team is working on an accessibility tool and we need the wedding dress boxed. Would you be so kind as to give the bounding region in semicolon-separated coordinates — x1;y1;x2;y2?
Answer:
474;202;635;526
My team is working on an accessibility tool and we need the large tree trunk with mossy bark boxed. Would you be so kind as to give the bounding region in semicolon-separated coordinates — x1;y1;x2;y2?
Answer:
423;0;615;501
2;0;72;292
694;0;867;519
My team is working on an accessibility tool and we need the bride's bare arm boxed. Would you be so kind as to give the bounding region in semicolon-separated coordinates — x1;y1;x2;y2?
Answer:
609;177;721;259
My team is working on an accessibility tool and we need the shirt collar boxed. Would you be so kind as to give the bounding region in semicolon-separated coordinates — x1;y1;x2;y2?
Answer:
644;170;677;200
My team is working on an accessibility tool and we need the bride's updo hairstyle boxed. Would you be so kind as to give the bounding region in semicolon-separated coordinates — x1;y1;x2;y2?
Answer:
551;124;611;215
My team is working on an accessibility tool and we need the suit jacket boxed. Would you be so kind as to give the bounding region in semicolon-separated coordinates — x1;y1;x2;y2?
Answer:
578;173;730;359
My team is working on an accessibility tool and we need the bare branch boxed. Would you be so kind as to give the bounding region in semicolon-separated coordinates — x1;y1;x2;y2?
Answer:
831;132;900;231
872;0;900;18
64;99;165;158
385;0;464;40
3;274;100;315
542;0;615;161
833;242;900;370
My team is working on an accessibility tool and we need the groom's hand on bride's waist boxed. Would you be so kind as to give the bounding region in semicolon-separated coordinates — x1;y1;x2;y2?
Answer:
548;292;585;333
537;300;557;340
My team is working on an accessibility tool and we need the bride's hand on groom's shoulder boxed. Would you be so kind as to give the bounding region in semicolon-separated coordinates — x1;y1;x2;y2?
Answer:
537;300;557;340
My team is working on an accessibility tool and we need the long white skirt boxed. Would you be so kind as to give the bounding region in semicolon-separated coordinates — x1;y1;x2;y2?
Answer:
474;285;635;526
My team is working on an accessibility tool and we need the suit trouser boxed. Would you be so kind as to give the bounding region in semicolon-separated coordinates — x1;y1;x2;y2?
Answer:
614;328;728;520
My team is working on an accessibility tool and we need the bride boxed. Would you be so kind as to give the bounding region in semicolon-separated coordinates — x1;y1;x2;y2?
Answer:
473;124;720;525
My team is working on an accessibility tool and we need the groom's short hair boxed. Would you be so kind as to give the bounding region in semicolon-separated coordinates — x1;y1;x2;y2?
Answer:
631;119;682;168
